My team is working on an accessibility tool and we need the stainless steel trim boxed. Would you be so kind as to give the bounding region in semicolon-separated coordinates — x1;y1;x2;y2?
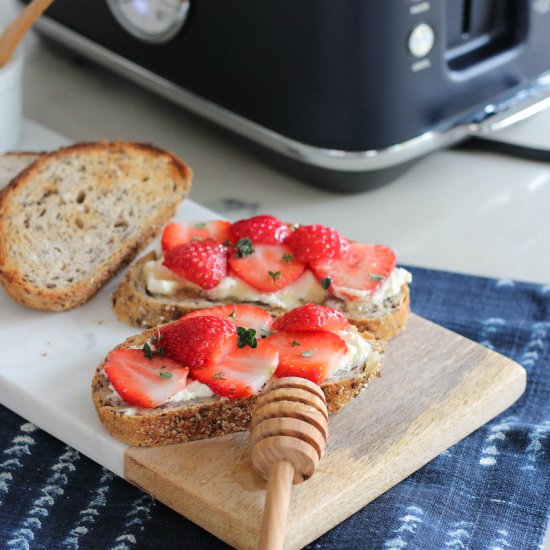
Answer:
35;16;550;172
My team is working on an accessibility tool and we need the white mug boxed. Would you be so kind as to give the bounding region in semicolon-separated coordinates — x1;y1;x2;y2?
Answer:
0;47;23;153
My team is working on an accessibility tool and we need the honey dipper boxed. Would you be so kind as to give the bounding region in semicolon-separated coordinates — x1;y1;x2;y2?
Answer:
250;377;329;550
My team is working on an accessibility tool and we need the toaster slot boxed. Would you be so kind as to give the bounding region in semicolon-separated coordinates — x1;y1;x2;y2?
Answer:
446;0;528;71
461;0;473;37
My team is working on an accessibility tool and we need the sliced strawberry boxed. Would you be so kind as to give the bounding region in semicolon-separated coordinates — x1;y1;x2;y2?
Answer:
273;304;349;332
161;223;188;251
161;221;231;251
228;244;305;292
230;215;290;245
163;239;228;290
160;316;236;370
182;304;273;333
285;224;350;263
193;339;278;399
268;330;347;384
104;349;189;408
310;243;396;300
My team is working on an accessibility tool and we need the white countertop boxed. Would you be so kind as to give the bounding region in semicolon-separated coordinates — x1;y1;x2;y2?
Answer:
2;2;549;285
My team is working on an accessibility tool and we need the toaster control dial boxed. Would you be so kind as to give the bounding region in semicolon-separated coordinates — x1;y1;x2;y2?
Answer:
408;23;435;58
107;0;190;44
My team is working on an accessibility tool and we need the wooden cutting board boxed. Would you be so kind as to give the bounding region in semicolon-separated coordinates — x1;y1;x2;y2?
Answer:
125;314;526;550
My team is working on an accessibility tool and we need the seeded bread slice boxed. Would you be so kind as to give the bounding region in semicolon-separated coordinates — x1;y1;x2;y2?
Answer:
112;251;410;339
92;328;384;447
0;141;192;312
0;152;40;192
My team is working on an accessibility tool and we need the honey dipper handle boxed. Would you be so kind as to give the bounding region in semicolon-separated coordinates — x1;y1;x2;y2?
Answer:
259;460;295;550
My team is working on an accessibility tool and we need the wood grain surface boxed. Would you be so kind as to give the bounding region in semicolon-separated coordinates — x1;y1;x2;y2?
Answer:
124;314;526;550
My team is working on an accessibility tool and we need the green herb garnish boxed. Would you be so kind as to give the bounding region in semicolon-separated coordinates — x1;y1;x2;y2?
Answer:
268;271;282;282
321;277;331;290
282;253;294;264
370;273;385;281
191;236;203;241
260;328;275;339
228;310;236;318
159;370;173;379
291;340;301;347
142;342;154;360
237;326;258;349
143;332;165;360
194;222;206;229
301;350;314;358
235;237;255;258
214;372;225;380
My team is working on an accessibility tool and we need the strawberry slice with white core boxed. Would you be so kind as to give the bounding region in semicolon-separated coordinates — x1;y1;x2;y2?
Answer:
228;244;306;292
192;339;279;399
182;304;273;333
161;221;231;251
310;243;396;300
104;349;189;408
268;330;347;384
273;304;349;332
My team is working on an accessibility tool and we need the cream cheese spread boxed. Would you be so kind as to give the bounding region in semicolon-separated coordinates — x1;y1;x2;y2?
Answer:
144;260;328;309
143;259;411;308
334;328;372;376
168;380;215;403
331;267;412;305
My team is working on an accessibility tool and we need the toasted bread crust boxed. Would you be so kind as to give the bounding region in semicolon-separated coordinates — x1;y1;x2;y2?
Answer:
112;252;410;339
0;142;192;312
0;152;41;197
347;284;410;340
92;330;384;447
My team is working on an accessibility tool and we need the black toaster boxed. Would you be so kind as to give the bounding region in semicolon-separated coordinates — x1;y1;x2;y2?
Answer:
23;0;550;191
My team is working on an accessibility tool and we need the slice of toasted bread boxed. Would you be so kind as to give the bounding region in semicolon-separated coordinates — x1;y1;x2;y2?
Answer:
112;251;410;339
92;328;384;447
0;152;40;192
0;141;192;312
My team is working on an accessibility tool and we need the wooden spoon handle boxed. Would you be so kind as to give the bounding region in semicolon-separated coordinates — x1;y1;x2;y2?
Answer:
0;0;55;67
259;460;295;550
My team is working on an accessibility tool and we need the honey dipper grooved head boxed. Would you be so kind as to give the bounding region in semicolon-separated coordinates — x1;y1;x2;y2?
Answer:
250;377;329;484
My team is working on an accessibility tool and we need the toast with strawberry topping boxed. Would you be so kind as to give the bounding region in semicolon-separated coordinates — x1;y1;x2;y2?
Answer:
112;215;411;339
93;304;384;447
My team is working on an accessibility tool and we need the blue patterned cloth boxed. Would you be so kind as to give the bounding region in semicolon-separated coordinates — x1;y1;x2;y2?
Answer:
0;266;549;550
